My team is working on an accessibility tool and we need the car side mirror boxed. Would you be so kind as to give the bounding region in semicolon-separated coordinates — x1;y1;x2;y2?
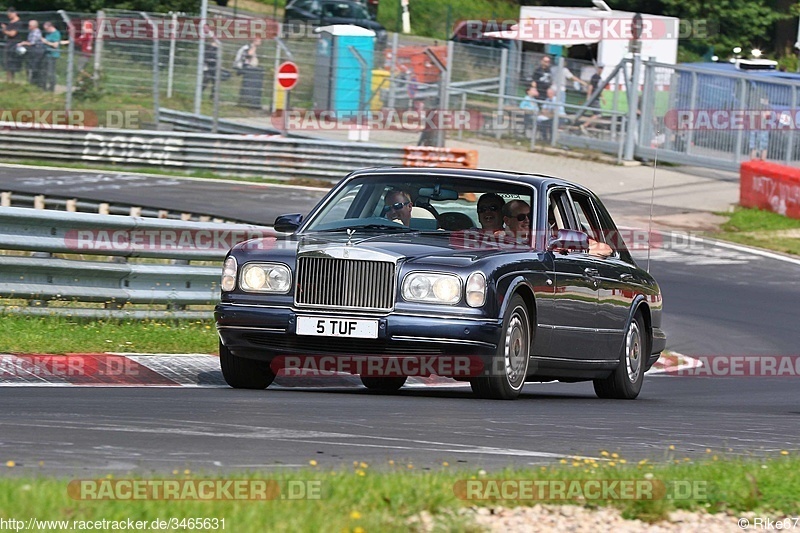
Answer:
274;213;303;233
548;229;589;254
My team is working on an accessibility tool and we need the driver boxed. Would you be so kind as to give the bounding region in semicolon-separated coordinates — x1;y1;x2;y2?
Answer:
383;189;413;226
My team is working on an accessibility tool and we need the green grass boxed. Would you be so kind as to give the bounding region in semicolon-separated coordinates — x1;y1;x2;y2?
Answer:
0;456;797;531
713;207;800;256
0;315;218;354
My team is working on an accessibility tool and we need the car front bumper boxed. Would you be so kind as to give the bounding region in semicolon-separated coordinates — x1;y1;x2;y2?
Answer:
215;303;502;375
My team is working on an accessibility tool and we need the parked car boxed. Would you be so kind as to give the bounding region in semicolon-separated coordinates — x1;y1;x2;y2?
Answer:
450;19;515;50
284;0;388;44
215;168;665;400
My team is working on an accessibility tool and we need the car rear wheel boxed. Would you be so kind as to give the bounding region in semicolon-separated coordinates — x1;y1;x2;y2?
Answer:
470;294;531;400
219;342;275;389
360;376;407;391
593;311;646;399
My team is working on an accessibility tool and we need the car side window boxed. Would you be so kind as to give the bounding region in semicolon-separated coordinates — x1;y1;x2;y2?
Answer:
547;189;571;236
569;192;603;241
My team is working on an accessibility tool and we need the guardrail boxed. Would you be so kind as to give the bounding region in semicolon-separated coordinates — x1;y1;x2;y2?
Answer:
0;126;478;181
0;191;248;224
0;207;273;318
158;108;291;137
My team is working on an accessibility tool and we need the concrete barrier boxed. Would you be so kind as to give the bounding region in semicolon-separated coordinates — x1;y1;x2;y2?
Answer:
740;160;800;219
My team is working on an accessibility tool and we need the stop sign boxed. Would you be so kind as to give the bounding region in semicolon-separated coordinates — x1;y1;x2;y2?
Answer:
277;61;299;91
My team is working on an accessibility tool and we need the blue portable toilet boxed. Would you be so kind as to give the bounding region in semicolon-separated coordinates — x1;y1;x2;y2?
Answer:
313;25;376;116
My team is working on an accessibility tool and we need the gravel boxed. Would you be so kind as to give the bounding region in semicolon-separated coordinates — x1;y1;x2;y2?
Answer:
409;505;761;532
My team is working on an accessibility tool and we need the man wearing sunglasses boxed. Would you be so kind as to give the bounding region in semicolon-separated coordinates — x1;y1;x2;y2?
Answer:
476;193;505;234
383;189;413;227
502;200;532;245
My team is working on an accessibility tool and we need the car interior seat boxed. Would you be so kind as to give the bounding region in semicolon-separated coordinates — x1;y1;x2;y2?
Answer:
438;212;475;231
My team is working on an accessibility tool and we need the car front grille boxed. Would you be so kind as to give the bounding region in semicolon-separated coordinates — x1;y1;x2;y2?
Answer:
295;257;395;311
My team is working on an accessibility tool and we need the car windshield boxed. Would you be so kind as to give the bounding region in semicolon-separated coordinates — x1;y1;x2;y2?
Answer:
301;174;536;238
322;1;370;19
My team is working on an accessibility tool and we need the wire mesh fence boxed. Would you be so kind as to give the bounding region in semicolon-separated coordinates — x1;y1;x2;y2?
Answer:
4;9;800;171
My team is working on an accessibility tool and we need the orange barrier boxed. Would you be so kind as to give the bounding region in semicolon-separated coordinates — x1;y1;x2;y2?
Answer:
403;146;478;169
740;160;800;219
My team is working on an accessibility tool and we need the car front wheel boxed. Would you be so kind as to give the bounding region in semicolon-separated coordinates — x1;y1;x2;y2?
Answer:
219;342;275;389
470;294;531;400
593;311;646;399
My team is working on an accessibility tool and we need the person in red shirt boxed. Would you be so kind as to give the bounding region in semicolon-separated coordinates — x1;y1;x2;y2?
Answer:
61;19;93;74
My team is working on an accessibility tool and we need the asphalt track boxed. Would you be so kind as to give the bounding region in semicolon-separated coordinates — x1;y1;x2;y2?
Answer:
1;165;798;472
2;378;798;473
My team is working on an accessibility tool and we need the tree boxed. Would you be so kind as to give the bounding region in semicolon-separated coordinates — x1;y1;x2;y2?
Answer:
18;0;200;13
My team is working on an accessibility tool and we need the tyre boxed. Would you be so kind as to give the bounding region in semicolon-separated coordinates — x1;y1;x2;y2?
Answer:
593;311;647;399
219;342;275;389
470;294;531;400
360;376;407;391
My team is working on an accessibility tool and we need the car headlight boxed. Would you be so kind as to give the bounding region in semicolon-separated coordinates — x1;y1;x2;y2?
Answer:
221;256;237;292
465;271;486;307
240;262;292;293
402;272;461;304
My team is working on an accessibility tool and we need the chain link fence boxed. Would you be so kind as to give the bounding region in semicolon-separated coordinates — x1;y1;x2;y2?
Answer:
5;10;800;171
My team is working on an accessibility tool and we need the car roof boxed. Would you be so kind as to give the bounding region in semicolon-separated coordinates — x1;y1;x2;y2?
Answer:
347;166;592;195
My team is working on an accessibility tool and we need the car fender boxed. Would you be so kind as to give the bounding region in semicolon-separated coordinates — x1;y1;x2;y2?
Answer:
620;295;651;354
496;274;538;323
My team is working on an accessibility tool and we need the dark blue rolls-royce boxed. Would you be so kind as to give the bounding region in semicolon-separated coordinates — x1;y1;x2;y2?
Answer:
215;168;665;400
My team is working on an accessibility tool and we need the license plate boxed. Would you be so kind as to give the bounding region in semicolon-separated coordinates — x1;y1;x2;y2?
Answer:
296;316;379;339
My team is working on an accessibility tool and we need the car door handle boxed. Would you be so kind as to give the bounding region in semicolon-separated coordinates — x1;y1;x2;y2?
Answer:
583;268;599;278
619;273;634;281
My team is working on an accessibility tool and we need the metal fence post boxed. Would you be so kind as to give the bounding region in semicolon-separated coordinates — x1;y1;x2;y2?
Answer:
639;59;655;151
213;38;222;133
685;71;698;156
194;0;209;114
167;12;177;98
142;13;160;127
495;47;508;140
387;32;398;109
734;78;745;164
441;40;454;146
348;46;369;113
57;10;73;112
786;87;797;165
458;92;466;140
94;10;104;84
426;42;451;148
623;54;641;161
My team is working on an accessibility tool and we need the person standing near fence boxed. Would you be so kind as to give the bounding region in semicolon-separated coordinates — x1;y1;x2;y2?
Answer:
1;8;23;83
66;20;94;75
19;20;46;88
531;55;553;96
40;21;60;91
